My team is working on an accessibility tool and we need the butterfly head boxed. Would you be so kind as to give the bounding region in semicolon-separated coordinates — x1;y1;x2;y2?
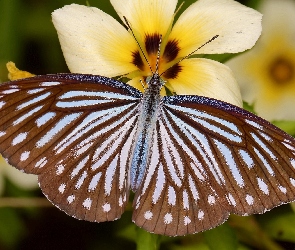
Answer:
146;73;164;86
145;72;166;94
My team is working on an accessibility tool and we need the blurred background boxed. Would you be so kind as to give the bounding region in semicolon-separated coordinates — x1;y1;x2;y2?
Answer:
1;0;295;249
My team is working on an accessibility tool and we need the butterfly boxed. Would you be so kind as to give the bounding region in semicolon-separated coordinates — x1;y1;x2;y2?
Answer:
0;71;295;236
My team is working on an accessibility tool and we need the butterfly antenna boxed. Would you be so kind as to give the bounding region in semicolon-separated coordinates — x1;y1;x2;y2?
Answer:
160;35;219;77
123;16;153;73
155;34;162;75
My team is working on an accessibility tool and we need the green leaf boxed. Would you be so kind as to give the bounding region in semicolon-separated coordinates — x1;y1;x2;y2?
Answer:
170;241;210;250
0;208;24;248
136;227;161;250
229;215;283;250
257;205;295;243
204;223;238;250
242;101;256;114
272;120;295;136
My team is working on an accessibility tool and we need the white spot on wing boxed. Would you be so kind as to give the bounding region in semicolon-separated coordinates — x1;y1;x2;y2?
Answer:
12;132;28;146
183;190;189;210
152;163;165;204
40;81;60;86
144;211;153;220
251;133;277;160
71;156;89;178
59;90;137;100
254;148;274;176
56;99;113;108
83;198;92;210
227;193;236;206
190;162;206;181
245;194;254;205
88;172;102;191
13;106;43;126
67;195;75;204
245;119;264;130
35;157;47;168
279;186;287;194
258;131;273;142
208;195;215;205
290;178;295;187
198;210;204;220
164;213;173;224
102;203;111;212
119;196;123;207
0;131;6;137
56;164;65;175
184;216;191;225
2;89;19;94
214;139;244;187
58;183;66;194
239;149;254;169
105;155;118;196
16;92;50;110
75;171;87;189
36;112;56;127
188;175;199;201
0;101;6;108
168;186;176;206
20;151;30;161
27;88;44;94
283;142;295;152
257;177;269;195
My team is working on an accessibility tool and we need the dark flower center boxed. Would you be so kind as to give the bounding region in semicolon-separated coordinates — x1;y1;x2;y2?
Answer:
269;56;294;84
131;33;182;79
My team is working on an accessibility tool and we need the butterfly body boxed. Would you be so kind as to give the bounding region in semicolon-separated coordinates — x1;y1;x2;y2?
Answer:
130;73;163;191
1;73;295;236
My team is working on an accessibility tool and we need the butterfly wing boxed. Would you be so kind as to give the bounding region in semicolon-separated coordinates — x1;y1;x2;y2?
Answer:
0;74;142;222
132;95;295;236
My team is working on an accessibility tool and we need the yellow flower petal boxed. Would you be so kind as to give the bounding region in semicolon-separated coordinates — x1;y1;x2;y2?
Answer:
169;0;262;57
127;77;145;92
52;4;137;77
6;62;35;80
168;58;242;107
111;0;177;40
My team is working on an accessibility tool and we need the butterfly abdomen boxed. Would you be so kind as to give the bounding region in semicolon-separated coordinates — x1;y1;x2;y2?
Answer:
130;82;162;191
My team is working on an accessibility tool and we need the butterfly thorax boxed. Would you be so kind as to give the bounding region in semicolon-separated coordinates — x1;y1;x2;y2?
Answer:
130;73;163;191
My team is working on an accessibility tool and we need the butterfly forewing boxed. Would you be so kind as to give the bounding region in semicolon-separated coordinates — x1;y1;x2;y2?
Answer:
132;95;295;236
0;74;142;222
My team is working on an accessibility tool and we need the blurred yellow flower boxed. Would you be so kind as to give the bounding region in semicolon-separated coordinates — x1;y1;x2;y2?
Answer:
227;0;295;121
0;157;38;195
52;0;262;107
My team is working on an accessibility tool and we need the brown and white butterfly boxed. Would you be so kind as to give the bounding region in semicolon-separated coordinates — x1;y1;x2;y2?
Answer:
0;72;295;236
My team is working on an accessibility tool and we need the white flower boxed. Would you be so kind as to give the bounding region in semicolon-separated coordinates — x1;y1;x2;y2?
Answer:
227;0;295;120
52;0;262;107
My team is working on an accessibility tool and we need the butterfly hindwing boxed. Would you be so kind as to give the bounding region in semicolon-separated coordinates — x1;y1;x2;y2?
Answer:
132;95;295;236
0;74;142;222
